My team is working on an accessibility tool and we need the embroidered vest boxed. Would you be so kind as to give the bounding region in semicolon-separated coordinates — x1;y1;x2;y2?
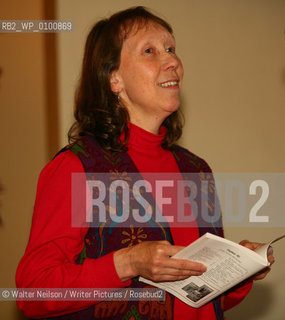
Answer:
44;136;224;320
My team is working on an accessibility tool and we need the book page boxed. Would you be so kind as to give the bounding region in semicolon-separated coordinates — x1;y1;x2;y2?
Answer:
254;234;285;260
140;232;285;308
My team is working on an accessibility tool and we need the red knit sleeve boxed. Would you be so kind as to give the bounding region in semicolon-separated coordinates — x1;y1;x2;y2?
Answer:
16;150;130;318
223;279;253;311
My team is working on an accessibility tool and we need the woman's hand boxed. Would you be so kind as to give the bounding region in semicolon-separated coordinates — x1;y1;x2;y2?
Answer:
239;240;275;280
114;241;207;282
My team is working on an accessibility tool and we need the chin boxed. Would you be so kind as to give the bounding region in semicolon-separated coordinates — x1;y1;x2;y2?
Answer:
165;103;180;113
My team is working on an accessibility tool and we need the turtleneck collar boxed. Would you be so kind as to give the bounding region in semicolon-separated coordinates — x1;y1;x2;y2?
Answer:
126;123;167;156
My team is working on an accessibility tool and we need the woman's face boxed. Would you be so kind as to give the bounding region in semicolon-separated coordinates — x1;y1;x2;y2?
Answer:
110;22;184;132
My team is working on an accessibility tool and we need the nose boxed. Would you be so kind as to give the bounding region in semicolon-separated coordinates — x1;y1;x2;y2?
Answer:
163;53;182;74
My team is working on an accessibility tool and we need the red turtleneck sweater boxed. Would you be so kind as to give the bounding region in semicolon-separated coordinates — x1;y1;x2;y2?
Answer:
16;124;252;319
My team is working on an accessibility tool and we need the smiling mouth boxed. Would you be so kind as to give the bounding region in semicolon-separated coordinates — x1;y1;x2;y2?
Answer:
158;80;179;88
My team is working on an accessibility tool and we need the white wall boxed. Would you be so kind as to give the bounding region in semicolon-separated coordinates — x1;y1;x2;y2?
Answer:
56;1;285;319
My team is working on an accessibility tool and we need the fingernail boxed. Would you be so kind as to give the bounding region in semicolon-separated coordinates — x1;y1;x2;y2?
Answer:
201;265;207;272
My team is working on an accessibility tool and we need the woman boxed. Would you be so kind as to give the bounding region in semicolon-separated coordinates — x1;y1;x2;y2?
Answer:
16;6;273;320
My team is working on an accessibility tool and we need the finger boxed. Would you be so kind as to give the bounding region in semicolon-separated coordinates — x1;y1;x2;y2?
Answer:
267;246;275;265
239;240;249;246
150;273;202;282
157;245;187;257
253;267;271;280
240;241;264;251
267;255;275;265
147;265;206;282
252;242;265;250
158;266;205;277
267;246;273;255
243;242;258;250
160;257;207;273
240;242;260;251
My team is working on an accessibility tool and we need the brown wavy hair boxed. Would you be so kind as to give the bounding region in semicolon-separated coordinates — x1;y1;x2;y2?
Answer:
68;6;183;151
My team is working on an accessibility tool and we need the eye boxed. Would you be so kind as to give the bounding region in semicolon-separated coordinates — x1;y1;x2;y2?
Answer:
166;47;176;54
144;48;153;54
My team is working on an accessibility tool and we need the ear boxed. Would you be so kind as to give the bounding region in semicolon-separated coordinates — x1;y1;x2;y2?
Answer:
110;70;123;93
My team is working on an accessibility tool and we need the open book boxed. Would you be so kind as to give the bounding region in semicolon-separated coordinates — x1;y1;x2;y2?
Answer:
139;233;285;308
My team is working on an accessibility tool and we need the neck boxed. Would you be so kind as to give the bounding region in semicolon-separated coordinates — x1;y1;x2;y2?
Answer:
125;105;170;134
128;117;164;135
